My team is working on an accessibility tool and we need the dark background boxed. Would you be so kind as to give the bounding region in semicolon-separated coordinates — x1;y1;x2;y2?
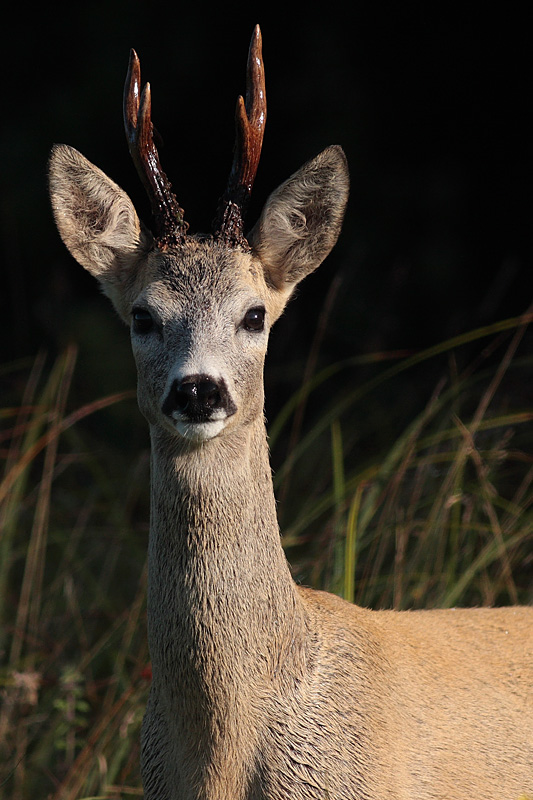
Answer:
1;3;531;392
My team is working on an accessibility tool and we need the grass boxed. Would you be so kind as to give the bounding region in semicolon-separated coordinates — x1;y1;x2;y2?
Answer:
1;309;532;798
1;348;148;798
275;308;533;609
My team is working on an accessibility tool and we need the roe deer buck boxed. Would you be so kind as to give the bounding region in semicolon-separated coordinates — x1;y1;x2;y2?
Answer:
49;25;533;800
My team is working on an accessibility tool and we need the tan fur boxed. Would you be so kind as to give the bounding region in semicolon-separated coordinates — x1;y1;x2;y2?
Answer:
49;126;532;798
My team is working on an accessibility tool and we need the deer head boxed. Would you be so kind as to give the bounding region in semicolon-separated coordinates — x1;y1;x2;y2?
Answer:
49;26;349;444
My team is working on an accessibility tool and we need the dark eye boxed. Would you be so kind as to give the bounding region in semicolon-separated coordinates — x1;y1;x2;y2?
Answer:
132;308;154;334
243;306;265;332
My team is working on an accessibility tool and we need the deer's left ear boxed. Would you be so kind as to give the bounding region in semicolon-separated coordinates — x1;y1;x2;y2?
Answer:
248;145;349;292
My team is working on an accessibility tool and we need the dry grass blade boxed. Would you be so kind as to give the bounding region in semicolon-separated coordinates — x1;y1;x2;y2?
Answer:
0;352;145;798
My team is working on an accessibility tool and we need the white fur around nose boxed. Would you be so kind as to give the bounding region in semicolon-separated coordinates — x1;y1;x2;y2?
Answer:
175;418;227;442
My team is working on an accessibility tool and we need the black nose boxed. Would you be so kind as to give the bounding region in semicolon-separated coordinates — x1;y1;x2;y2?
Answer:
176;379;221;413
162;375;236;421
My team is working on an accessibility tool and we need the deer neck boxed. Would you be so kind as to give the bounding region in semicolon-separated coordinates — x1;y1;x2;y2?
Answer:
147;416;308;699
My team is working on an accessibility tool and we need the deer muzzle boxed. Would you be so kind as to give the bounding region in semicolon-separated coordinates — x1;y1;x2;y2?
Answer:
162;374;237;433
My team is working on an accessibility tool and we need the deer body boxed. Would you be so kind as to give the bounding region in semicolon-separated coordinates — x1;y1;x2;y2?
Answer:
49;27;533;800
143;406;533;800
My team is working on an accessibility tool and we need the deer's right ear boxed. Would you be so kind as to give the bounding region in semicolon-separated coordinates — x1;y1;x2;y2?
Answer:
48;144;152;320
249;145;349;294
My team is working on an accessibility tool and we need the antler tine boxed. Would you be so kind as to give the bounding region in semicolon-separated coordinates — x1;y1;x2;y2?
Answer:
213;25;267;246
124;49;188;247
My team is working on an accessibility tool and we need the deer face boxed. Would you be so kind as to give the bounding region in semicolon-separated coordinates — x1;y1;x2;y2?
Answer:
48;30;349;446
129;241;280;442
49;139;348;445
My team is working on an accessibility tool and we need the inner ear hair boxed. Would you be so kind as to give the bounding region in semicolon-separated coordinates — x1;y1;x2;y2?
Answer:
249;145;349;290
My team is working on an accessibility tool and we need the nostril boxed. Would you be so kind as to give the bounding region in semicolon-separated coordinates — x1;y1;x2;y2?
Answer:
175;382;198;412
196;380;221;409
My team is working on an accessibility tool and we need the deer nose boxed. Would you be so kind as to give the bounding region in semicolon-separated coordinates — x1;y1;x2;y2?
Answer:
163;375;235;421
176;379;221;413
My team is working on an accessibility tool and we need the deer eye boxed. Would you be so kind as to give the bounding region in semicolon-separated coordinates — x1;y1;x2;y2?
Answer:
243;307;265;332
132;308;154;334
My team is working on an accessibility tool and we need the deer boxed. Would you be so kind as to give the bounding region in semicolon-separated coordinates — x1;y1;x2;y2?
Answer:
48;24;532;800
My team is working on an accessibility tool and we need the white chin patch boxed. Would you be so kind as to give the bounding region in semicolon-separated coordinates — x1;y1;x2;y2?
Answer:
174;418;227;442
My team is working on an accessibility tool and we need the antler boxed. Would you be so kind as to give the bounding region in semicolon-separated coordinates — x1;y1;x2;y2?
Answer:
124;50;188;247
213;25;267;246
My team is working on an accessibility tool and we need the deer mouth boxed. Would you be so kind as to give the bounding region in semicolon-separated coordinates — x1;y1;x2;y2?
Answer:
173;418;228;442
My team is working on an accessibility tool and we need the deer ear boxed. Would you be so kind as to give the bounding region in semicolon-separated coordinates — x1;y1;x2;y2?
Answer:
249;145;349;291
49;144;152;319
